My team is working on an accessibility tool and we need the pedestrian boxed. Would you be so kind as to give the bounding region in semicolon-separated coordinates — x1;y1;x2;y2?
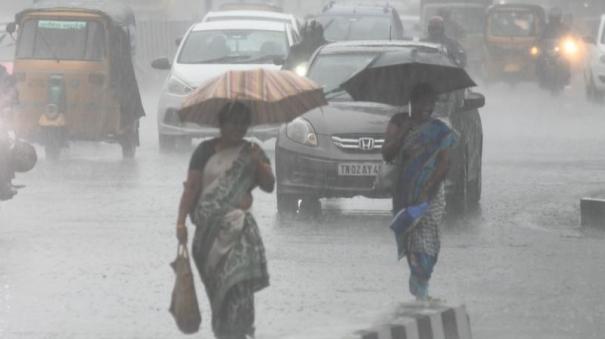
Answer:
382;83;456;302
175;101;275;339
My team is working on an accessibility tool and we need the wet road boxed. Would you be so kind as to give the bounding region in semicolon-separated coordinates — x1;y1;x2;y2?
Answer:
1;80;605;339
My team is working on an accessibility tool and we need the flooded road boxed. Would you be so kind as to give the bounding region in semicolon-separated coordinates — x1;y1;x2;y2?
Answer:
1;81;605;339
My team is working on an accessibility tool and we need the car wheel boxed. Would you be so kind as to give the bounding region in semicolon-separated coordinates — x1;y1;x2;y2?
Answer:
468;171;481;207
299;197;321;217
447;152;469;215
277;192;299;215
589;75;605;103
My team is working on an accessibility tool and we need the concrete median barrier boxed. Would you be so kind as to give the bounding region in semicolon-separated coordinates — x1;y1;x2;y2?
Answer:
344;303;472;339
581;198;605;228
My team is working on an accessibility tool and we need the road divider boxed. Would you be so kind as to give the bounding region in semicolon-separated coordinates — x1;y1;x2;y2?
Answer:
343;303;472;339
581;198;605;228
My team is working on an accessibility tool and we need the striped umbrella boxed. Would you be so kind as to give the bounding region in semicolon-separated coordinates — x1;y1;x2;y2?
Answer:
178;69;327;127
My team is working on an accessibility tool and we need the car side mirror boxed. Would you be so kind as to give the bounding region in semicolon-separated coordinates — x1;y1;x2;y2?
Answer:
461;92;485;111
6;22;16;34
273;56;285;66
583;35;596;45
151;57;171;70
175;37;183;46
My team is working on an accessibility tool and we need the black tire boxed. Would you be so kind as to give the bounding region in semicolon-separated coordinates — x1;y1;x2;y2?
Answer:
447;153;469;215
277;192;299;215
587;75;604;103
299;197;321;217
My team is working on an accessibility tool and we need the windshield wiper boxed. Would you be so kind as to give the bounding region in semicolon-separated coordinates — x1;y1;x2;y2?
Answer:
194;55;252;64
245;54;284;64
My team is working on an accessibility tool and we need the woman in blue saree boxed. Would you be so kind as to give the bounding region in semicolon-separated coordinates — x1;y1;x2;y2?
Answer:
176;102;275;338
383;84;456;301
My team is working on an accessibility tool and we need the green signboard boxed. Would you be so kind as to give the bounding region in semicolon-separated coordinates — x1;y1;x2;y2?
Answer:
38;20;87;30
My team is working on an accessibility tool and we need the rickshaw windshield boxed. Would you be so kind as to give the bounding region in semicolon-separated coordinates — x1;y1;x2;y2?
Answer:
489;11;536;37
16;19;105;61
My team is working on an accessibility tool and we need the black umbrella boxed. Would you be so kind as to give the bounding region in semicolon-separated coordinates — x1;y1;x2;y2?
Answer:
341;48;476;106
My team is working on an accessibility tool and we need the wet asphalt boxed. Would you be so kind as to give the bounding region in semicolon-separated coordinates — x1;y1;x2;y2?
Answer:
1;79;604;339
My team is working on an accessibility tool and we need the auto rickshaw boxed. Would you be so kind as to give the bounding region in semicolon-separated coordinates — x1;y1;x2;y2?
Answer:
482;4;546;84
7;0;144;159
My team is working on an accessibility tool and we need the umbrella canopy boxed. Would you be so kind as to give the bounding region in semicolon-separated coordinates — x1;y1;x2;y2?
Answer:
341;48;476;106
178;69;327;127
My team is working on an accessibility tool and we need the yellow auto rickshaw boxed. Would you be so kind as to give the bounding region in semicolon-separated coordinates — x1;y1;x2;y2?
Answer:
7;0;144;159
482;4;546;84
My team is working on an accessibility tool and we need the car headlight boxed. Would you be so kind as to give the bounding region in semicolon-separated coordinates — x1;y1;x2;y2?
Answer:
561;37;579;57
294;63;308;77
286;117;318;146
530;46;540;57
167;76;193;96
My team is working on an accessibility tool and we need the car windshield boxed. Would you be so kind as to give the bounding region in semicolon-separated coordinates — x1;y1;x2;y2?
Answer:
0;33;15;60
16;19;105;61
425;6;485;35
307;53;377;99
178;29;289;64
490;11;536;37
318;15;392;41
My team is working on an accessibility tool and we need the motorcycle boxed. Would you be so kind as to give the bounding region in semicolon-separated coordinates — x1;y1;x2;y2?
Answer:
0;115;37;201
534;36;580;95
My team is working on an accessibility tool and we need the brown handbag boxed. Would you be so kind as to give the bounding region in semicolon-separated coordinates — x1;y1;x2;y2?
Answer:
169;244;201;334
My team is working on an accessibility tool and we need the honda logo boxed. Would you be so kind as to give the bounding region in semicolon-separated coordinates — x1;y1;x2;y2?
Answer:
358;137;375;151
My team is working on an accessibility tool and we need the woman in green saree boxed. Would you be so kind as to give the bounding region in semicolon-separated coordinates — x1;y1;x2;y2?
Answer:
176;102;275;339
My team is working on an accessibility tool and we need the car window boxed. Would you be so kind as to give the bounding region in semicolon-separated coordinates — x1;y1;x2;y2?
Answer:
307;53;377;94
16;19;105;61
318;15;393;41
178;29;289;64
489;11;536;37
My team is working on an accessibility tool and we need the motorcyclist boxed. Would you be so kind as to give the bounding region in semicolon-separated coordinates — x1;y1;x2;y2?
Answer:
540;7;571;41
437;8;466;41
536;7;572;88
423;16;467;68
283;20;328;72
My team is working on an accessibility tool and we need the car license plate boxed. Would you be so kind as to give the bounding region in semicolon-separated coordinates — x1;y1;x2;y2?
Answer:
338;162;381;176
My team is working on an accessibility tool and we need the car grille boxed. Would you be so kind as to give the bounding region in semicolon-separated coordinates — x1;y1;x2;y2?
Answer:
332;134;384;153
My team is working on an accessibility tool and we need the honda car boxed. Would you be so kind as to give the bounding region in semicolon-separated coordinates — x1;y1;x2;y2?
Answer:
275;41;485;215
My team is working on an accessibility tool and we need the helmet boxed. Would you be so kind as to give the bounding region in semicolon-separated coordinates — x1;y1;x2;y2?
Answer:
428;16;445;37
549;7;563;23
302;20;324;40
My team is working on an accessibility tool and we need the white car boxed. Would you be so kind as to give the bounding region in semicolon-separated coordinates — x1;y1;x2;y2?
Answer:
203;10;301;35
585;15;605;102
152;20;295;151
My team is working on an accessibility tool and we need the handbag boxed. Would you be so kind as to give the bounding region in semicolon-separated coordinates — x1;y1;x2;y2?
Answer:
169;244;201;334
373;161;398;193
